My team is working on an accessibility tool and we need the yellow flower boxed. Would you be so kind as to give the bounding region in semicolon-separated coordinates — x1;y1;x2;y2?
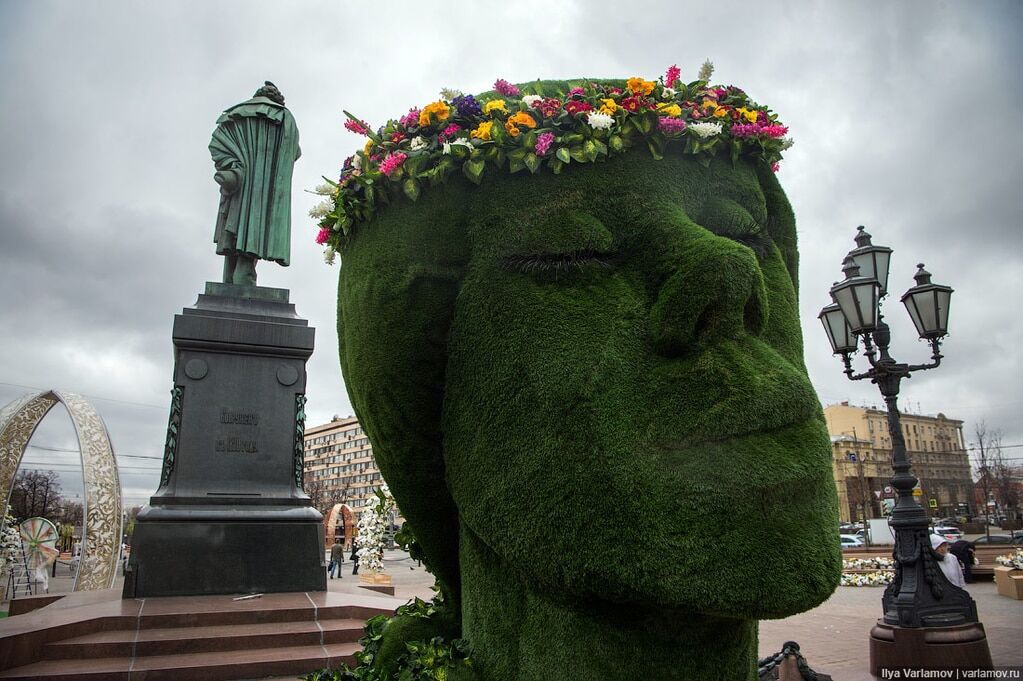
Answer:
503;111;536;137
470;121;494;141
419;101;451;127
702;98;718;110
713;107;729;118
364;139;374;155
656;103;682;117
599;98;618;115
483;99;508;115
737;107;758;123
627;77;656;96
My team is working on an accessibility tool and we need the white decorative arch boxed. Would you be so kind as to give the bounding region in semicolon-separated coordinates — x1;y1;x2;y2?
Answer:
0;391;123;591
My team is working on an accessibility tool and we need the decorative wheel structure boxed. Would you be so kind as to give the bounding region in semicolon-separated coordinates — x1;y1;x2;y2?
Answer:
0;391;123;591
20;516;59;570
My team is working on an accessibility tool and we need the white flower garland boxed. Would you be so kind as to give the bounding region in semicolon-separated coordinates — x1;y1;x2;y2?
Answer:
355;484;395;574
0;506;23;574
840;570;895;587
843;557;896;571
995;548;1023;570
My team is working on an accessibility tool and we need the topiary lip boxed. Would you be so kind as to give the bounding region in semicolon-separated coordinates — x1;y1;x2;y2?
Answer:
316;64;792;255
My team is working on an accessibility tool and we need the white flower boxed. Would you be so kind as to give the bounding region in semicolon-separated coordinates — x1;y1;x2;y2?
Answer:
409;136;429;151
352;153;362;170
308;198;332;219
313;181;335;196
323;247;337;265
440;87;463;101
661;86;676;100
522;95;542;108
779;137;795;151
689;121;723;138
587;110;614;130
443;139;473;154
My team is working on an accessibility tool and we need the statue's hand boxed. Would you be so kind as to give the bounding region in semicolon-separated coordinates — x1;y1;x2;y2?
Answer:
214;169;241;194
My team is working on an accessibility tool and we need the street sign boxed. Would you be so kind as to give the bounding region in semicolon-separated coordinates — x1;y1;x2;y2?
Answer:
928;498;938;509
874;491;882;499
884;486;893;494
912;488;923;497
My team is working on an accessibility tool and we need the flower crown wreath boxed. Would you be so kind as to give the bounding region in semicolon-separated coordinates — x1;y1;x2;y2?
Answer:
313;61;792;261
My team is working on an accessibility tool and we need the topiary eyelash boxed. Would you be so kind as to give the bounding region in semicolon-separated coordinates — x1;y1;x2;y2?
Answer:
501;249;617;274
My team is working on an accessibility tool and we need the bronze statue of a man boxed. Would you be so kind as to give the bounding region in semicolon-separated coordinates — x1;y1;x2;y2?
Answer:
210;81;301;285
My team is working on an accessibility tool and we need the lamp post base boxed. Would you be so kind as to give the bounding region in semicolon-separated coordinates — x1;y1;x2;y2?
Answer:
869;621;992;675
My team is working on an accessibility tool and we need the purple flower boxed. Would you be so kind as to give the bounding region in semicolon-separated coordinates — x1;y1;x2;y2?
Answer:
535;132;555;156
494;78;521;97
658;117;687;134
452;94;483;118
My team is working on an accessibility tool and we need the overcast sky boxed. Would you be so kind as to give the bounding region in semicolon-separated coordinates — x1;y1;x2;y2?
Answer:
1;1;1020;508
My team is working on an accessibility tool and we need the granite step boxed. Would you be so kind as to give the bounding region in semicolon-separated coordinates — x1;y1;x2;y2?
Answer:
0;642;359;681
44;617;365;659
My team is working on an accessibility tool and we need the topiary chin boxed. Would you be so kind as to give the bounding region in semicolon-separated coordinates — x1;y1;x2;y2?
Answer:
333;75;840;681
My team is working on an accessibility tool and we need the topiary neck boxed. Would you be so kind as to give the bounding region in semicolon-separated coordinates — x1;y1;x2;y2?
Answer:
458;525;758;680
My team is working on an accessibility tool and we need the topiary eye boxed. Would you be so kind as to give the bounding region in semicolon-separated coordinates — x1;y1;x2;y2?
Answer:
500;248;618;275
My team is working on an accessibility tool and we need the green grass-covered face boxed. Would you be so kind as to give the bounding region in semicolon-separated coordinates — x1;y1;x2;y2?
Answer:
339;151;840;621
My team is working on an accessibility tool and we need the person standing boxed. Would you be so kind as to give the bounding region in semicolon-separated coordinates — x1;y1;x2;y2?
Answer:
949;539;977;583
351;542;359;576
328;539;344;579
930;534;966;588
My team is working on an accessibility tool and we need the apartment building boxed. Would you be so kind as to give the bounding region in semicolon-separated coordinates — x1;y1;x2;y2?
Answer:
302;416;383;513
824;402;973;520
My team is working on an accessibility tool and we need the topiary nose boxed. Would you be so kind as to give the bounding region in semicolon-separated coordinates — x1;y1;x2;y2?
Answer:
649;235;768;357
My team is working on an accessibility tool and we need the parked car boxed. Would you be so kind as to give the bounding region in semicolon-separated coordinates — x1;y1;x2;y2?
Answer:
935;517;961;527
972;534;1013;545
840;534;865;548
933;526;963;542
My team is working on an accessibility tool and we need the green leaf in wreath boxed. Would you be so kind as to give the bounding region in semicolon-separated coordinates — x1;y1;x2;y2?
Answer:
609;135;624;153
524;152;540;174
555;147;571;164
463;159;485;184
403;178;421;202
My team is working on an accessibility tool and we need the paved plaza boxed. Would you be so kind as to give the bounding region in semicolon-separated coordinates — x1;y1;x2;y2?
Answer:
9;549;1021;680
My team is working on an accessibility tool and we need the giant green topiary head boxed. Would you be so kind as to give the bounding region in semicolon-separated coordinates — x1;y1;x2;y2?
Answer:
334;74;840;675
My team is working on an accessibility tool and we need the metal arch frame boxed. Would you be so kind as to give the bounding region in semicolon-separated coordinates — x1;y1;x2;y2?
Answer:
0;391;124;591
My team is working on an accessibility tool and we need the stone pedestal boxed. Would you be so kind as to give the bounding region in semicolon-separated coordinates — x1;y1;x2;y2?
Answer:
123;283;326;598
869;621;992;675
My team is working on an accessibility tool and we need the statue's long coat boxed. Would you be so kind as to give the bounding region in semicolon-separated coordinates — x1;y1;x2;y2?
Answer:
210;96;300;265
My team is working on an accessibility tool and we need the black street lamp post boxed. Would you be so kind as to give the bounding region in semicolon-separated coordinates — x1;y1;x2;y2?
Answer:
819;227;991;672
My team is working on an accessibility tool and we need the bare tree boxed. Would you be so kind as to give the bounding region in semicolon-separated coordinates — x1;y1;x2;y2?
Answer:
991;450;1020;523
9;470;63;520
303;475;353;515
972;421;1001;537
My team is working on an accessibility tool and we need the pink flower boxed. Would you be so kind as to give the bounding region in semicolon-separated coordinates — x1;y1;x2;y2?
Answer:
568;86;585;98
344;118;371;136
439;123;461;141
665;64;681;88
731;123;789;139
494;78;521;96
771;162;781;173
535;132;555;156
658;117;687;134
379;152;408;176
399;108;421;127
315;227;331;245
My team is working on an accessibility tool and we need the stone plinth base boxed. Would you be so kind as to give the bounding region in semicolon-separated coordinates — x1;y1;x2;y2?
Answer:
869;621;992;675
124;517;325;597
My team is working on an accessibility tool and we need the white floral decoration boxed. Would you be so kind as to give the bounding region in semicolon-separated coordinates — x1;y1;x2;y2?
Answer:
661;86;677;99
698;59;714;82
0;506;22;575
586;110;614;130
995;548;1023;570
439;87;463;100
689;121;723;138
355;484;396;574
840;570;895;587
323;247;337;265
522;95;542;108
308;198;333;219
409;136;429;151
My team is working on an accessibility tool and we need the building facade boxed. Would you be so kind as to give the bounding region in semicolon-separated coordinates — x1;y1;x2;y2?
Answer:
824;403;973;521
302;416;383;513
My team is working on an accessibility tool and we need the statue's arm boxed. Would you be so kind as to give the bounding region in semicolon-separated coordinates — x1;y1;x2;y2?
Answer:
214;169;242;195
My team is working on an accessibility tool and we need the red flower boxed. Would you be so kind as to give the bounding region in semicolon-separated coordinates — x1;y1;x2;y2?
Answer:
390;132;406;143
564;100;593;116
540;98;563;118
621;96;642;112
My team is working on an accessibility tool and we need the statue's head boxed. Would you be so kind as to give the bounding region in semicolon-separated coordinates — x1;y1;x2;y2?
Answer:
334;77;840;621
255;80;285;106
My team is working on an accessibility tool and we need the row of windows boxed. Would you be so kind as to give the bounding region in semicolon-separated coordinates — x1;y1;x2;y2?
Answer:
305;426;366;447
